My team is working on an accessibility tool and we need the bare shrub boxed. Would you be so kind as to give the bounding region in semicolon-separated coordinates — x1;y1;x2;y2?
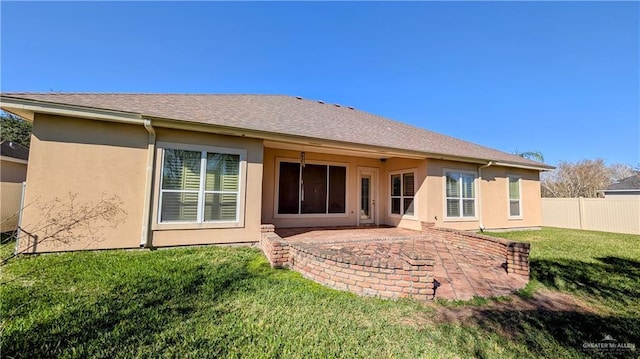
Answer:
1;193;127;265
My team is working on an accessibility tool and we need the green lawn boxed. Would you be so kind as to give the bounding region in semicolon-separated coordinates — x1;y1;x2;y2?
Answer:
1;228;638;358
488;228;640;316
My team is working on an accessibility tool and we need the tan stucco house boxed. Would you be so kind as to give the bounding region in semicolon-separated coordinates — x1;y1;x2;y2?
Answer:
0;93;553;253
0;139;29;232
599;174;640;198
0;139;29;183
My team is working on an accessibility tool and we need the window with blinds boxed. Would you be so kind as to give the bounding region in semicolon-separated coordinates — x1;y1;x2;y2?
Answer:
277;161;346;215
160;149;240;223
508;176;522;218
445;171;476;218
389;170;415;216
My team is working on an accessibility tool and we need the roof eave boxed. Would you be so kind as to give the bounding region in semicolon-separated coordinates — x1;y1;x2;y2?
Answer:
150;116;552;169
148;116;431;160
0;155;28;164
1;95;554;171
492;161;555;171
600;189;640;193
1;95;144;125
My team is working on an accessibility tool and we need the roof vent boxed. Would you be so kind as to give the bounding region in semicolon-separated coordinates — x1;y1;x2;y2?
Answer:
348;106;355;110
296;96;302;100
334;104;341;107
317;100;324;104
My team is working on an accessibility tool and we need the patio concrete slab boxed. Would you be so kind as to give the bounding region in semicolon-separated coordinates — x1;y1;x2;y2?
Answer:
277;226;423;244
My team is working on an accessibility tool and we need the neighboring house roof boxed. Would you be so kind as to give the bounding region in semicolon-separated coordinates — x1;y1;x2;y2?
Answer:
604;174;640;191
0;93;554;170
0;139;29;161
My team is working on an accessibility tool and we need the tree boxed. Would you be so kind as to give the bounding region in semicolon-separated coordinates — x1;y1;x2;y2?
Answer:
1;111;32;147
608;163;639;182
1;193;127;266
541;159;633;198
513;150;545;163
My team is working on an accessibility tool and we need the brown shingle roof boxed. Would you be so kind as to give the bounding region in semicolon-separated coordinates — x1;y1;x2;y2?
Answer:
0;93;552;169
0;140;29;160
605;174;640;191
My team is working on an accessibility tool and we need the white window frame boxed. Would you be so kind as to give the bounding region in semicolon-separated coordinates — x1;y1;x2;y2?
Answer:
507;175;523;219
388;168;417;219
153;142;247;230
274;157;349;218
443;169;478;221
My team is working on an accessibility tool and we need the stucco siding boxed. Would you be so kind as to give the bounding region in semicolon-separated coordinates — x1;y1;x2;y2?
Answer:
426;159;542;231
262;148;385;228
1;160;28;183
1;182;23;232
19;116;265;252
19;114;149;252
263;153;542;232
149;128;263;247
262;151;430;231
425;159;479;230
381;157;426;231
18;113;542;252
481;166;541;229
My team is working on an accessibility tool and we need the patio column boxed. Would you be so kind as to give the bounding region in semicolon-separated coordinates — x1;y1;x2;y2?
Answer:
402;250;436;300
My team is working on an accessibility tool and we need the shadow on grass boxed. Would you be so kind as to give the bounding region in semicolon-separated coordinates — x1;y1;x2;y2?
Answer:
1;259;258;358
1;231;16;245
3;250;639;358
532;256;640;307
473;307;639;358
469;256;640;358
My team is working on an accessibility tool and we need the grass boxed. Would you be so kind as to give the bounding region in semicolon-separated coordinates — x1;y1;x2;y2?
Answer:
1;228;639;358
488;228;640;316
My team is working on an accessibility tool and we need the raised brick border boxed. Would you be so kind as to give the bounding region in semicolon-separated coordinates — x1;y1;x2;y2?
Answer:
289;243;435;300
421;224;530;277
259;224;289;268
259;224;530;301
259;226;435;300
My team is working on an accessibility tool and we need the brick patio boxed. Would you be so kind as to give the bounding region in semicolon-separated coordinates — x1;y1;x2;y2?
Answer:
260;225;529;301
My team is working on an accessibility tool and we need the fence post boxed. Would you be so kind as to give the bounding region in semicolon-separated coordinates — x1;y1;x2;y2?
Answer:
578;197;585;230
14;181;26;256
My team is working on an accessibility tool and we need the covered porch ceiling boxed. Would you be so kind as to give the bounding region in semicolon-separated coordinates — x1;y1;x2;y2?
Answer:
264;140;428;160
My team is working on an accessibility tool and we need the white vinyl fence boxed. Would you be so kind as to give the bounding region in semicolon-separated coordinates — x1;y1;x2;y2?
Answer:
1;182;24;232
542;198;640;235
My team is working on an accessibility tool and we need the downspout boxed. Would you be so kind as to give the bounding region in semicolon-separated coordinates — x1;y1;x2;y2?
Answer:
140;119;156;248
477;161;494;232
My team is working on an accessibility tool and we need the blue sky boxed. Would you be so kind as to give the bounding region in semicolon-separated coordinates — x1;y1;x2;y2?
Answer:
1;1;638;166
